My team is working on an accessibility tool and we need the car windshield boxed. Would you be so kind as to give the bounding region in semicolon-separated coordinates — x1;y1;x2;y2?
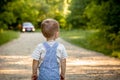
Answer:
23;23;33;26
22;22;34;28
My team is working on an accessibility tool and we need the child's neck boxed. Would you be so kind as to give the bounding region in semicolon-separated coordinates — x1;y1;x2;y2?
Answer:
47;37;55;42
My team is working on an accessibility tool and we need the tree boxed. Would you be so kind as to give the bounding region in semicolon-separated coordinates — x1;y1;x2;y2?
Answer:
0;0;67;30
39;0;66;28
84;0;120;51
0;0;15;13
0;0;15;29
67;0;90;29
84;0;120;35
0;0;40;30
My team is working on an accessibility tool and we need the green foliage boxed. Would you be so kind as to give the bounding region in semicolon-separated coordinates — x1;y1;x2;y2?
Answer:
112;51;120;59
0;0;120;58
84;1;105;29
54;12;66;28
0;0;15;29
67;0;90;29
0;0;39;29
83;0;120;57
36;0;64;20
61;29;120;58
38;0;66;29
0;30;19;45
0;21;8;30
104;0;120;34
61;29;93;47
0;0;66;30
109;32;120;51
0;0;15;13
85;0;120;34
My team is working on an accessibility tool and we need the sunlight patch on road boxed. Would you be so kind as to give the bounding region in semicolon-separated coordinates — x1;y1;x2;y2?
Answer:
0;55;32;65
0;69;31;74
66;57;120;76
67;59;96;66
0;55;30;58
67;57;120;66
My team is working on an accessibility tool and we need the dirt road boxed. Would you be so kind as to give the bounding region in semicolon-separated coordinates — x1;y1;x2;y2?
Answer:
0;33;120;80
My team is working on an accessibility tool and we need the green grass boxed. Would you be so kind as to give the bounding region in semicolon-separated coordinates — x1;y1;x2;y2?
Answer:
0;30;20;45
35;29;41;32
60;29;93;48
60;29;119;58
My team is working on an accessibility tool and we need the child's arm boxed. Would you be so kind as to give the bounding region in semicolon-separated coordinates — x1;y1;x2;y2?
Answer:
31;59;39;80
60;59;66;80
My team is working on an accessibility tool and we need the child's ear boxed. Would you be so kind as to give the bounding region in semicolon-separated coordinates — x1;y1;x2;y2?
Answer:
57;31;59;36
55;31;59;38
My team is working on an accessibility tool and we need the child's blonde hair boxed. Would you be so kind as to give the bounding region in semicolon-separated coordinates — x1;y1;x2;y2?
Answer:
41;19;59;38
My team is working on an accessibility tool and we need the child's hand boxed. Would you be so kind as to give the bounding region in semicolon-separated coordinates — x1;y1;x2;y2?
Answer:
31;74;37;80
60;74;65;80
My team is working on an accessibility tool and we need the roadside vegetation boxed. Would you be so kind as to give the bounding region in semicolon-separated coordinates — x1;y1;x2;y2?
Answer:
0;0;119;58
0;30;19;45
61;29;120;59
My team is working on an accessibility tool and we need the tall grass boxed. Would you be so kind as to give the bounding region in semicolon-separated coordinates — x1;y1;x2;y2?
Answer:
0;30;20;45
60;29;120;58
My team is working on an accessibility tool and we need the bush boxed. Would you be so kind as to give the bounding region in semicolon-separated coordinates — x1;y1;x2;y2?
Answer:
61;29;120;59
0;30;19;45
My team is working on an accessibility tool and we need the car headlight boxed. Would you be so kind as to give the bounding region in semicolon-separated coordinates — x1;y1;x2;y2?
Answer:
32;28;35;31
22;28;25;32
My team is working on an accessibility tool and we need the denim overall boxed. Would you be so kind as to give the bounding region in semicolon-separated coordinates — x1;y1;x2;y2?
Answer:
38;42;60;80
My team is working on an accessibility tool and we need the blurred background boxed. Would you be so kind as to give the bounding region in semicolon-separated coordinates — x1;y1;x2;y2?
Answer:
0;0;120;80
0;0;120;58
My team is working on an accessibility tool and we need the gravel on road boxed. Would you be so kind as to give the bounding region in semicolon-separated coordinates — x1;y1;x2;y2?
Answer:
0;32;120;80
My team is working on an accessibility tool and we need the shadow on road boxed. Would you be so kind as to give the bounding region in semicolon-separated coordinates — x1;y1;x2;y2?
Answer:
0;33;120;80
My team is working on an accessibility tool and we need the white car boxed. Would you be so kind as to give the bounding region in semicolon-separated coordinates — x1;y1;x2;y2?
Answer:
22;22;35;32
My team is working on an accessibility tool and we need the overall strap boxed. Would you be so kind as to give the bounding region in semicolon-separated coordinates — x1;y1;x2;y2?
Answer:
38;42;60;80
52;42;58;49
43;42;58;50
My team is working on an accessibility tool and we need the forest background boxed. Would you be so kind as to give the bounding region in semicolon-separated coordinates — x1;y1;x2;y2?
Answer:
0;0;120;58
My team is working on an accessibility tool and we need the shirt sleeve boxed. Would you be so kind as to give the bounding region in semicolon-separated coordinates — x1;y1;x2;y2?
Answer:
31;44;42;60
61;44;68;59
